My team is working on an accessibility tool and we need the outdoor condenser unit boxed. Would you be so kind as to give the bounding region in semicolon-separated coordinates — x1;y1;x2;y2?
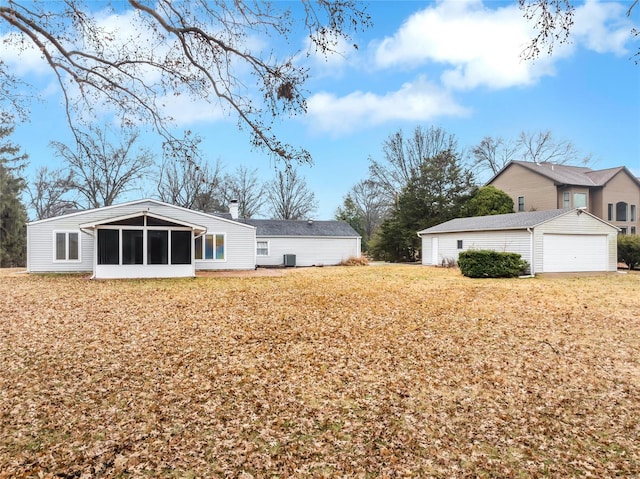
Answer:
283;254;296;267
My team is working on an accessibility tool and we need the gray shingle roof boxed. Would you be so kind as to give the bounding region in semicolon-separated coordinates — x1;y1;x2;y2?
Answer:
496;161;639;188
241;219;360;237
418;209;573;234
511;161;597;186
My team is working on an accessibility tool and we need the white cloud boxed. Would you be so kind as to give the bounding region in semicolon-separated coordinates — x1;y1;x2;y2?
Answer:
372;0;635;91
0;33;51;76
572;0;633;55
306;76;469;135
157;93;228;125
373;0;552;90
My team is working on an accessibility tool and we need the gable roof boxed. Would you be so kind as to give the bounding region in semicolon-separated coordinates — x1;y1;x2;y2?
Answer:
79;210;206;234
488;161;640;188
417;208;617;235
27;198;255;229
241;219;360;237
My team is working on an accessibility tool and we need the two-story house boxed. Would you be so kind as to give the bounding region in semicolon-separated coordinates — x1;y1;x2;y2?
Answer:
488;161;640;234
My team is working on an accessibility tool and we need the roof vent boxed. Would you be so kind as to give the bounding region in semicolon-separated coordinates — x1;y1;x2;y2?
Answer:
307;219;313;225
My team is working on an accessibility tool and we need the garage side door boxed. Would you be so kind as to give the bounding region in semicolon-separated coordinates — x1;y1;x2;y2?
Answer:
542;234;608;273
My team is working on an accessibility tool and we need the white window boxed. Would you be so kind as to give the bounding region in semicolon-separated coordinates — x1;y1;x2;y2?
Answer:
54;231;80;261
573;193;587;209
256;241;269;256
517;196;525;212
563;192;570;208
457;240;463;250
195;233;225;261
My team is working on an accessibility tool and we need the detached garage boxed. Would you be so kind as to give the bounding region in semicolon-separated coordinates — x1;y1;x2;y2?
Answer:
417;209;619;275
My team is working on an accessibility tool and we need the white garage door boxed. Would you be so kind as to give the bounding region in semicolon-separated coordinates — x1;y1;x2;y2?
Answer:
542;234;608;272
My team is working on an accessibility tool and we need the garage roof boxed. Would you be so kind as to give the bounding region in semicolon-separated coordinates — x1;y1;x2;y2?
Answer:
418;209;578;235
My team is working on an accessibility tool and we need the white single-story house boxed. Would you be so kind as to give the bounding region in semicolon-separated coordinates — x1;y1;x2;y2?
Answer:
26;198;361;279
417;208;619;274
241;219;361;267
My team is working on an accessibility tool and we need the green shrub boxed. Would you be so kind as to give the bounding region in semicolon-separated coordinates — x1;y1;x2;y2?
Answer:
458;250;529;278
618;234;640;270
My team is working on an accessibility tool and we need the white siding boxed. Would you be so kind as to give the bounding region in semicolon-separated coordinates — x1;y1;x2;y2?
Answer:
419;210;618;275
421;230;532;271
27;200;256;273
533;210;617;273
255;236;360;267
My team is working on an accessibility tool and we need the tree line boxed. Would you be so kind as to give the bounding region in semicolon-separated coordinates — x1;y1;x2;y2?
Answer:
336;125;590;262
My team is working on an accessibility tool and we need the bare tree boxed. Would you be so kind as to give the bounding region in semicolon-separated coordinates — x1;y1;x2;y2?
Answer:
0;1;371;164
517;130;591;165
471;136;519;177
369;126;461;206
520;0;639;63
472;130;591;180
222;166;266;219
348;179;387;240
50;126;155;208
28;167;78;220
266;167;317;220
157;133;225;212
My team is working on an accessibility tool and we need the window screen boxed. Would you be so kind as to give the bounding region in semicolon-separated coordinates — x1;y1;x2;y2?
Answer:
122;230;143;265
148;230;168;264
98;229;119;265
171;231;191;265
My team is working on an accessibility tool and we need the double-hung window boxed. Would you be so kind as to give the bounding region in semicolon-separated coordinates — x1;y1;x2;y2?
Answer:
517;196;525;212
563;192;570;208
54;231;80;261
195;233;225;261
256;241;269;256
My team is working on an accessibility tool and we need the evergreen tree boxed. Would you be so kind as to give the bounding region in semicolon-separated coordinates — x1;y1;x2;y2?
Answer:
0;117;28;267
464;185;514;217
372;150;475;262
336;195;368;251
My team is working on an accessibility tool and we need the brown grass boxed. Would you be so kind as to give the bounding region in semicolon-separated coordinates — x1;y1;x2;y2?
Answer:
0;266;638;478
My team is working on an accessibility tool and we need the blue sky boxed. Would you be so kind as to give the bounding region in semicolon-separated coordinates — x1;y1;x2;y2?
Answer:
3;0;640;219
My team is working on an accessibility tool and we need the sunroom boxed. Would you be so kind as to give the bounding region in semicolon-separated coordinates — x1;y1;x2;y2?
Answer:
79;211;206;279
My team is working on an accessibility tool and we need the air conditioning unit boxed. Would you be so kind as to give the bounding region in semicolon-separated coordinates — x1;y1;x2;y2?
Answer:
283;254;296;267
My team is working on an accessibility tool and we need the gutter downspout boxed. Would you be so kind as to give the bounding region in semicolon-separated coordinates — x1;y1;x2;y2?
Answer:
527;227;534;275
80;228;96;279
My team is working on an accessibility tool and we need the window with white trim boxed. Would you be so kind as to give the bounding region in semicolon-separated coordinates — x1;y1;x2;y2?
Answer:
457;240;463;250
563;192;570;208
517;196;525;212
54;231;80;261
573;193;587;209
256;241;269;256
195;233;225;260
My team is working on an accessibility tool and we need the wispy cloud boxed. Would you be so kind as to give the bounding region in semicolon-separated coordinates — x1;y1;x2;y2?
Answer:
303;0;636;135
306;75;469;134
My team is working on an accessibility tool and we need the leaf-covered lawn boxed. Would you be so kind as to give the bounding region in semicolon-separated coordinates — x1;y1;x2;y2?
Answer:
0;266;638;478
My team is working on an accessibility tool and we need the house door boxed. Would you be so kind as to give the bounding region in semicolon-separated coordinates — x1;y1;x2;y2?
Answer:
431;237;439;265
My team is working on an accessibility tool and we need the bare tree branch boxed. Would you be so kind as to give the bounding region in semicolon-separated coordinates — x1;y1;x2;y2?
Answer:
50;125;155;208
0;1;371;165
